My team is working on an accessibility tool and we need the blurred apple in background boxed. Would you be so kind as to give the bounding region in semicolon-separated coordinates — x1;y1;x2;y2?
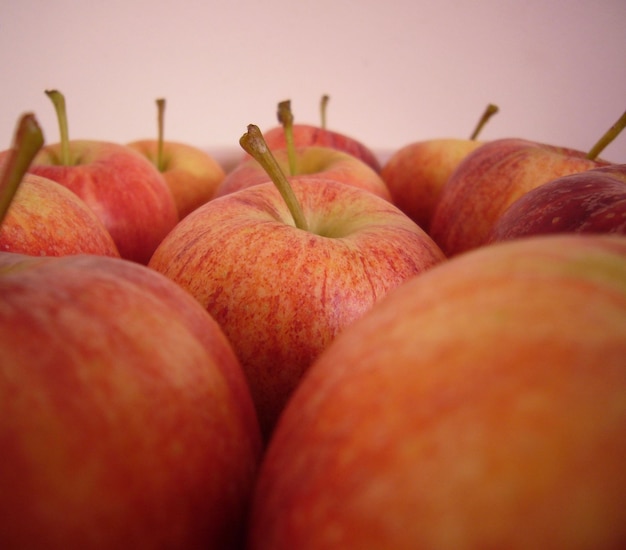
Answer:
488;163;626;242
430;110;625;256
149;124;445;440
0;251;262;549
128;98;225;219
380;103;498;230
248;233;626;549
0;113;119;257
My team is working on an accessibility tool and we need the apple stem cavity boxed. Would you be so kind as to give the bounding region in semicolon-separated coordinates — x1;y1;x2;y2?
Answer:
45;89;71;165
469;103;499;140
320;94;330;130
0;113;45;225
277;100;298;176
586;109;626;160
240;124;309;232
156;98;166;172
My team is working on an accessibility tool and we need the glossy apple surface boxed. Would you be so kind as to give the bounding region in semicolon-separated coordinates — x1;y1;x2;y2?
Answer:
148;178;445;439
0;252;262;548
429;138;607;256
248;233;626;549
488;163;626;242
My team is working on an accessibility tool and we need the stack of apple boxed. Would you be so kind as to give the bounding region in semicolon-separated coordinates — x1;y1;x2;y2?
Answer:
1;87;626;550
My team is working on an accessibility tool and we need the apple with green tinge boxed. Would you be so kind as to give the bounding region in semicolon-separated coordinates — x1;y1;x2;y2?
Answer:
148;124;446;440
248;233;626;549
488;163;626;242
430;110;625;256
0;251;262;549
128;98;225;219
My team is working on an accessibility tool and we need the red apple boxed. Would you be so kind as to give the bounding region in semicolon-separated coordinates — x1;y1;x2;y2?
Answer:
380;104;498;230
215;145;391;201
127;98;226;219
0;113;119;257
248;233;626;549
148;124;445;440
488;163;626;242
0;251;262;548
430;110;625;256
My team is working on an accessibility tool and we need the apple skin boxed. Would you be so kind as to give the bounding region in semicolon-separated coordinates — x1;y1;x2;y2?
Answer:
488;164;626;242
215;145;391;201
247;233;626;549
148;178;445;440
127;139;226;219
380;138;484;230
0;140;179;264
257;123;382;173
429;138;608;256
0;170;120;257
0;252;262;549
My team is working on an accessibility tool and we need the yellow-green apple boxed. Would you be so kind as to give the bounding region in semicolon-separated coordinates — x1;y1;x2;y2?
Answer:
215;145;391;201
380;104;499;230
488;164;626;242
148;124;446;440
0;251;262;549
254;98;382;173
248;233;626;549
0;113;119;257
127;98;225;219
430;110;625;256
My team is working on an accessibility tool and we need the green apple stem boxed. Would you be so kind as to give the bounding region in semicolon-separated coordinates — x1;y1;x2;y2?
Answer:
45;89;71;165
277;100;298;176
469;103;499;140
156;98;166;172
586;109;626;160
0;113;44;226
240;124;309;232
320;94;330;130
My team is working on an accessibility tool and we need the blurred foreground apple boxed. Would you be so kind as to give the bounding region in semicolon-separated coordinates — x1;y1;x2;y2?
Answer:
128;98;225;219
488;163;626;242
429;110;625;256
148;124;445;440
0;252;262;549
248;233;626;549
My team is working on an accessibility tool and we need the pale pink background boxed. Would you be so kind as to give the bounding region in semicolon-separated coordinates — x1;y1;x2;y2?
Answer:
2;0;625;163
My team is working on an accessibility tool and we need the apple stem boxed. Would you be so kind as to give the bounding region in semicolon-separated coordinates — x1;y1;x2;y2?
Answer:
240;124;309;232
45;89;71;165
0;113;45;226
320;94;330;130
156;98;166;172
586;109;626;160
469;103;499;140
277;100;298;176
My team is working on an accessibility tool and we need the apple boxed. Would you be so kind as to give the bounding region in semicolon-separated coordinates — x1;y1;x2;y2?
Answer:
127;98;225;219
148;124;446;440
253;98;382;173
380;103;498;230
429;110;626;256
215;145;391;201
0;90;179;264
0;113;119;257
0;251;262;548
247;233;626;549
488;163;626;242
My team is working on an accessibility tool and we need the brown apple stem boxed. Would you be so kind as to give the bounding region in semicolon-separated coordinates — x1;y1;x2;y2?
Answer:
45;89;71;165
0;113;44;226
156;98;166;172
240;124;309;232
277;100;298;176
469;103;499;140
586;109;626;160
320;94;330;130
